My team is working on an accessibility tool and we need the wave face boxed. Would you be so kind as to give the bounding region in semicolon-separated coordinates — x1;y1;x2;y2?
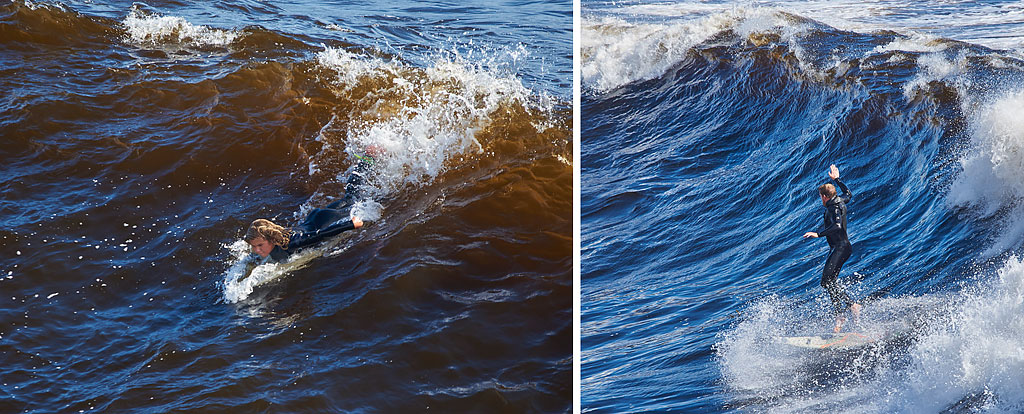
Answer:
1;0;570;412
582;1;1024;412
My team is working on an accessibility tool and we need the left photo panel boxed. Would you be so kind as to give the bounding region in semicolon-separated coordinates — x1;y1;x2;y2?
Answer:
1;0;572;412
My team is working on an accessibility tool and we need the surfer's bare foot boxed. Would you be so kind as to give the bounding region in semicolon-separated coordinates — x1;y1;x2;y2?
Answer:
833;316;846;333
851;303;862;323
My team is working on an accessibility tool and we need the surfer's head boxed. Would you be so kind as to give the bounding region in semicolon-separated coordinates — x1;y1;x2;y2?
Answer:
245;219;291;258
818;183;836;204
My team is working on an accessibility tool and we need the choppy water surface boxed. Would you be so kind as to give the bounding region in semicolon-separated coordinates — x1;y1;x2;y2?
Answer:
582;1;1024;412
1;0;571;412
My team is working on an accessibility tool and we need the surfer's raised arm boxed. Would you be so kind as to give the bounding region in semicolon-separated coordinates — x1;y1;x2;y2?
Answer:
829;164;852;204
803;164;849;239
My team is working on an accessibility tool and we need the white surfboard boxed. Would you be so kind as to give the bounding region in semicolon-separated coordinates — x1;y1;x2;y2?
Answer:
774;332;879;350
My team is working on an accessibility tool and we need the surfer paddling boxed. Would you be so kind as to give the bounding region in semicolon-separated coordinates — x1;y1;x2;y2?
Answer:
244;146;381;264
803;164;863;333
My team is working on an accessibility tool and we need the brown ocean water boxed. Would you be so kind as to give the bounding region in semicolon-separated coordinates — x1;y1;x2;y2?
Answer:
1;0;571;412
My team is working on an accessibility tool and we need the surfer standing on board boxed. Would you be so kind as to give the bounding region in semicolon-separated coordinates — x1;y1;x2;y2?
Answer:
803;164;863;333
245;146;382;264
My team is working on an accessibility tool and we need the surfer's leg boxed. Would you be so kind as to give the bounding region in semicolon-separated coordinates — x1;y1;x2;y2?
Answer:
821;250;848;314
321;201;360;229
822;245;853;332
343;164;369;204
822;252;845;332
326;199;346;209
833;244;860;326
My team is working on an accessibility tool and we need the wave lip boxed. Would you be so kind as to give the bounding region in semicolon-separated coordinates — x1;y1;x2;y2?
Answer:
580;7;840;93
582;4;1024;94
581;13;737;93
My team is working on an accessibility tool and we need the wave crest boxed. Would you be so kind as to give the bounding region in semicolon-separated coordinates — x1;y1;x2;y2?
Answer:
122;6;239;47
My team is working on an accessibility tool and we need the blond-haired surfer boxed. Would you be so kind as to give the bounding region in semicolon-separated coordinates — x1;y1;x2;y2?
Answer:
803;164;863;332
245;147;381;263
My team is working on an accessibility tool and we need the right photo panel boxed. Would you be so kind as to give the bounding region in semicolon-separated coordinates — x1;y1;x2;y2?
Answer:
581;0;1024;412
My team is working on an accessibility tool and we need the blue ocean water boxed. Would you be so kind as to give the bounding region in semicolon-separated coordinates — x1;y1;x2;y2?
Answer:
1;0;570;412
582;1;1024;412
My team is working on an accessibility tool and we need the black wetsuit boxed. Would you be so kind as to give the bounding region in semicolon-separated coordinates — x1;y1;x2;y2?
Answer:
261;157;373;264
816;178;855;316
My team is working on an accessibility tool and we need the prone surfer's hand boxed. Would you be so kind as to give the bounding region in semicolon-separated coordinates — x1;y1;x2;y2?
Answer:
803;232;818;239
352;217;363;228
829;164;840;180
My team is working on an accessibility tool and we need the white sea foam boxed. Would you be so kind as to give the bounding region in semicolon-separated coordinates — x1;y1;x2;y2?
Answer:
316;46;539;195
581;8;832;92
658;0;1024;53
583;1;1024;93
718;257;1024;412
222;233;356;303
879;257;1024;412
581;14;736;92
902;51;970;100
948;90;1024;254
122;8;238;47
22;0;65;11
872;31;950;55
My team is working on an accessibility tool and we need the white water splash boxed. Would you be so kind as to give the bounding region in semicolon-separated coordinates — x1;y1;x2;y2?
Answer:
348;199;383;223
581;13;738;92
949;90;1024;254
222;234;356;303
316;46;540;196
879;257;1024;413
122;8;238;47
580;8;837;92
718;257;1024;413
902;51;971;100
222;240;276;303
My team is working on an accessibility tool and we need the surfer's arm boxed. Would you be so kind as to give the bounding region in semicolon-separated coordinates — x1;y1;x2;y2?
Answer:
314;218;360;240
285;219;361;250
834;178;852;204
816;212;842;239
812;203;843;239
828;164;852;204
